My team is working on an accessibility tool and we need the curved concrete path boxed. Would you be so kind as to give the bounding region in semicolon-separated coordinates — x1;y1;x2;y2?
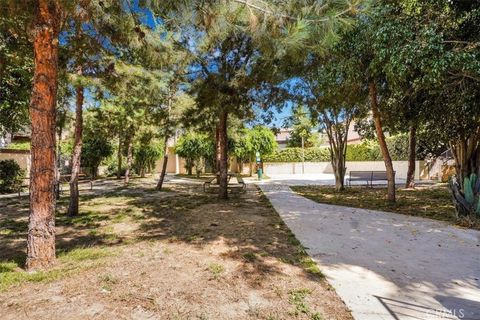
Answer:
259;184;480;320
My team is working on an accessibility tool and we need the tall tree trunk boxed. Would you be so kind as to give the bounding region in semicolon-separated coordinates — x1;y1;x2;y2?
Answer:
156;135;169;190
156;93;172;190
55;125;62;200
405;125;417;189
324;114;349;192
26;0;61;271
116;137;122;179
124;136;133;184
450;128;480;189
215;125;221;184
67;84;84;216
369;81;396;202
218;111;228;199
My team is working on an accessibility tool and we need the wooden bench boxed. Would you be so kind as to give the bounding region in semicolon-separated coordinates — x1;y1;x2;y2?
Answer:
236;176;246;191
347;171;395;187
203;174;246;193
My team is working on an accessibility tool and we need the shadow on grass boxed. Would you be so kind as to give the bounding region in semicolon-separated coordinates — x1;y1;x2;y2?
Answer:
0;181;323;291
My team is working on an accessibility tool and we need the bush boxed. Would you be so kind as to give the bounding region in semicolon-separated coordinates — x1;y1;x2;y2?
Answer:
0;160;26;193
264;135;413;163
263;147;330;162
386;134;409;160
345;141;382;161
346;136;410;161
3;142;30;150
265;135;412;163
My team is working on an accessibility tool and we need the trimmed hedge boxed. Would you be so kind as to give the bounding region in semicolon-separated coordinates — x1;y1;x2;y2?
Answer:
264;135;411;162
263;147;330;162
2;142;30;150
346;136;409;161
345;141;382;161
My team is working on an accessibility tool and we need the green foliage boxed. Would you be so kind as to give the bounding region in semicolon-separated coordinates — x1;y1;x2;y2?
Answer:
0;160;25;193
264;147;330;162
285;105;320;148
175;132;213;175
345;141;382;162
249;126;278;157
265;135;413;163
346;136;411;161
0;14;33;134
233;126;278;163
81;131;113;178
2;142;30;151
133;131;163;176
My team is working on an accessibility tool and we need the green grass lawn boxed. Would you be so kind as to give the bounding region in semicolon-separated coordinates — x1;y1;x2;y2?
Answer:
291;185;478;229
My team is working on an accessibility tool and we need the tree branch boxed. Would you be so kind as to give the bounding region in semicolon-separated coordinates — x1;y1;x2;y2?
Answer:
231;0;354;23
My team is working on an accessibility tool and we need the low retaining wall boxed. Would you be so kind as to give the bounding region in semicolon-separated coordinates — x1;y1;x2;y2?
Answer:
0;149;31;174
263;161;429;180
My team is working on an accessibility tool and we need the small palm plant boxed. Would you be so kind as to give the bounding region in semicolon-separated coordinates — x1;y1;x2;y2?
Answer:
448;173;480;218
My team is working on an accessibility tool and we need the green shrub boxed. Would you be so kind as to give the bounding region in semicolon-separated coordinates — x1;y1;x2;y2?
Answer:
0;160;26;193
265;135;411;163
3;142;30;150
346;136;410;161
263;147;330;162
346;141;382;161
386;134;409;160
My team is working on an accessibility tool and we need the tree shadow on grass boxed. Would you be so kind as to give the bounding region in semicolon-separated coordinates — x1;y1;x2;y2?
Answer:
0;182;323;287
130;185;324;285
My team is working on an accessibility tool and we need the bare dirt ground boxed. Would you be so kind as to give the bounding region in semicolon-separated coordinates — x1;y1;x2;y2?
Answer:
0;177;352;320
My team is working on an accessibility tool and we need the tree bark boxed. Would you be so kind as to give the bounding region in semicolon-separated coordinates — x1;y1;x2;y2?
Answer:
68;83;84;216
124;135;133;184
405;125;417;189
215;125;221;184
156;135;169;190
218;111;228;199
116;137;122;179
323;112;350;192
156;93;172;190
450;127;480;189
26;0;61;271
369;81;396;202
55;124;62;200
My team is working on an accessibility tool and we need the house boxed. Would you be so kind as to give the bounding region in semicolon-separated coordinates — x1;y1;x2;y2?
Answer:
275;128;292;149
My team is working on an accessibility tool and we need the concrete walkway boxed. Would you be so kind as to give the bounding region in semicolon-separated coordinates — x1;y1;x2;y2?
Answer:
259;184;480;320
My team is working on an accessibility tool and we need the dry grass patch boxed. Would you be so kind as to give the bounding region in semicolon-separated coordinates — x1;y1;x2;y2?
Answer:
0;178;351;320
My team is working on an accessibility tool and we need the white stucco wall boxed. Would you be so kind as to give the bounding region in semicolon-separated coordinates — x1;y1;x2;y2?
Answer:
263;161;427;180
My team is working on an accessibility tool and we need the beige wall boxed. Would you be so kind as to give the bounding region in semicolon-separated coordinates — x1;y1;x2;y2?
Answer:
263;161;429;180
0;150;31;175
155;147;239;175
155;147;195;175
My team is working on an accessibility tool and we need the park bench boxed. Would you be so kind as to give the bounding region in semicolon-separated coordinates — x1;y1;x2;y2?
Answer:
347;170;395;187
203;173;246;193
